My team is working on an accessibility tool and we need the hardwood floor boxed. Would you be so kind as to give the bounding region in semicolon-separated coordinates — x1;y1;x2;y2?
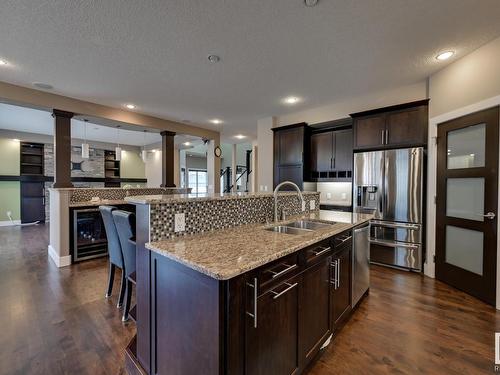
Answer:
0;224;135;375
310;266;500;375
0;224;498;374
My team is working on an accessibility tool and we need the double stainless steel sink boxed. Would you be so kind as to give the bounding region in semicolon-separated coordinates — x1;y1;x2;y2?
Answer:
265;220;334;235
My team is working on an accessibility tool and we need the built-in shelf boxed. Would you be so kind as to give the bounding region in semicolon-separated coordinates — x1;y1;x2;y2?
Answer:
104;150;121;187
20;142;46;224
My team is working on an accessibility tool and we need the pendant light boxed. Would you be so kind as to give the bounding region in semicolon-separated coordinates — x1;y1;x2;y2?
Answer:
81;119;90;159
115;125;122;161
141;130;147;163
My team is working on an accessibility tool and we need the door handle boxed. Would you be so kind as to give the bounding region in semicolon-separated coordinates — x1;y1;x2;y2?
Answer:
271;282;298;300
483;212;496;220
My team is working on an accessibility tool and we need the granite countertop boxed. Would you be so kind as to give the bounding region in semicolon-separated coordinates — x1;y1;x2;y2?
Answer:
69;199;129;207
125;191;319;204
146;210;372;280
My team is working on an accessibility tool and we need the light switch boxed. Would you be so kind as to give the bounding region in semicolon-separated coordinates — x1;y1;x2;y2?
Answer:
174;213;186;232
309;200;315;210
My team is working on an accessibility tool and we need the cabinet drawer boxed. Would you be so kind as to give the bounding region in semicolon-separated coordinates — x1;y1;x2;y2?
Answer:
302;239;333;266
255;253;300;295
333;231;352;252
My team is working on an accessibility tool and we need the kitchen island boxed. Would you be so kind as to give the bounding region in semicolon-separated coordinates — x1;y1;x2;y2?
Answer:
124;192;370;375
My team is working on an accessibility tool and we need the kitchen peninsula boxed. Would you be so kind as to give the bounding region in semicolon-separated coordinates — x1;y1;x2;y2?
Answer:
124;192;371;375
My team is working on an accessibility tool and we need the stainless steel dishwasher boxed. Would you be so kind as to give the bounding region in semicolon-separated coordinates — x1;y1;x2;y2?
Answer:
352;222;370;307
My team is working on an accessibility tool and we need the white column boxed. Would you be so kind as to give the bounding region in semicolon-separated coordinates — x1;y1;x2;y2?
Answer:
257;116;276;192
207;136;221;194
231;144;237;192
251;141;258;192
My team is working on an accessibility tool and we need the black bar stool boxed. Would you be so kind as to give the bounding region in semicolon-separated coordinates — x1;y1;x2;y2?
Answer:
112;210;136;322
99;206;126;308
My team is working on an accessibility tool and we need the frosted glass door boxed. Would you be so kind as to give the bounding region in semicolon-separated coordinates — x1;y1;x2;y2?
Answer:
436;106;499;306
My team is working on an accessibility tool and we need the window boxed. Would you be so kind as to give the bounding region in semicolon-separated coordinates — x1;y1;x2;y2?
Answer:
188;169;207;194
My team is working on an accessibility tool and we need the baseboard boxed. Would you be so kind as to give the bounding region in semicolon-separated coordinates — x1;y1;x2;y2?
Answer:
0;220;20;226
48;245;72;267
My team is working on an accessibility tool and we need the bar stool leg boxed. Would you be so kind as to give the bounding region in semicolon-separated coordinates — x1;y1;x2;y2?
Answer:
105;263;115;298
122;279;133;322
117;270;126;308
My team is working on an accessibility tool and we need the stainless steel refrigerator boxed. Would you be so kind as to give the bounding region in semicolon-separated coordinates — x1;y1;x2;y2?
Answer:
353;147;423;271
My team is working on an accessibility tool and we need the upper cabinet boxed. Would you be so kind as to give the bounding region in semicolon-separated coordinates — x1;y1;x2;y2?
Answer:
351;99;429;151
273;123;310;189
310;128;353;181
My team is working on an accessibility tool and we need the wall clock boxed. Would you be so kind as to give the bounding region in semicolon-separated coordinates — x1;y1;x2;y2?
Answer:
214;146;222;158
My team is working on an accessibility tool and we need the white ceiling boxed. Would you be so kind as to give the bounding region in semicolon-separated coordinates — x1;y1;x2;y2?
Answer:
1;1;500;139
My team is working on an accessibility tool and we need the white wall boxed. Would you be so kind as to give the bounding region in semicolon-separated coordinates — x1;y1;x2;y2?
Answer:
256;117;276;192
145;150;162;187
427;35;500;308
277;82;427;126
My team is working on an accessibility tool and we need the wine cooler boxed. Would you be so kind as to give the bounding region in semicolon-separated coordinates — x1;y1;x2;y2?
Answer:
73;208;108;262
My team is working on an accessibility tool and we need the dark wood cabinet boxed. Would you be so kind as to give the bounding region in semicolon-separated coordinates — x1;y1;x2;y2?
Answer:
351;99;429;151
311;132;333;172
246;274;300;375
299;257;331;364
334;129;353;172
273;123;310;189
310;128;353;181
20;142;45;224
331;244;351;329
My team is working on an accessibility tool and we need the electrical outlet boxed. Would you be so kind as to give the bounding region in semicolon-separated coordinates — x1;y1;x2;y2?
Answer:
341;192;347;200
174;213;186;232
301;201;306;212
264;185;268;192
326;193;332;200
309;200;316;210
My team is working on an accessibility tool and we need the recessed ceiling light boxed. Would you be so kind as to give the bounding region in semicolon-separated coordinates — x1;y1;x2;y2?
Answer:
12;138;20;142
283;96;301;105
210;119;222;124
33;82;53;90
125;104;136;109
234;134;246;139
0;59;8;66
436;51;454;61
207;54;220;63
184;142;191;146
304;0;319;7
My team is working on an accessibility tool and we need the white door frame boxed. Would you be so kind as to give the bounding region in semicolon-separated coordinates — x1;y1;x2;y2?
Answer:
426;94;500;309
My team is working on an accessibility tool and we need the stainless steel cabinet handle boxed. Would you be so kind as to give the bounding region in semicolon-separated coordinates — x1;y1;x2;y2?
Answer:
370;238;420;249
267;263;298;279
336;235;352;246
312;246;331;257
385;129;389;144
483;212;496;220
330;260;338;290
246;278;258;328
271;282;298;300
381;130;384;145
333;157;336;169
336;258;340;289
370;220;420;230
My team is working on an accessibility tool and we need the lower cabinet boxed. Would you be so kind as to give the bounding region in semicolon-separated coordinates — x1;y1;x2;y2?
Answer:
331;245;352;328
245;274;300;375
299;257;331;364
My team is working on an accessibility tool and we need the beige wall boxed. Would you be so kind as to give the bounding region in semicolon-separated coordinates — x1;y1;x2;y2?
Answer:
256;117;275;192
0;138;20;175
276;82;428;126
0;138;20;221
429;36;500;117
120;149;146;178
426;35;500;309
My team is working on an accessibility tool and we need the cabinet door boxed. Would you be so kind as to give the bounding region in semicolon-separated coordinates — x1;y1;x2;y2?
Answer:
246;275;300;375
331;246;351;328
334;129;353;171
276;165;303;190
353;115;386;149
299;257;331;365
386;106;428;147
311;132;333;171
276;127;304;165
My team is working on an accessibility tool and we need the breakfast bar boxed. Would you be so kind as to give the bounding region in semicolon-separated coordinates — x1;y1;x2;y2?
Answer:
123;192;371;375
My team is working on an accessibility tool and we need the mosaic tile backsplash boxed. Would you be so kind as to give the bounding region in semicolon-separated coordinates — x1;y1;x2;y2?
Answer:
70;187;192;203
149;193;321;242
